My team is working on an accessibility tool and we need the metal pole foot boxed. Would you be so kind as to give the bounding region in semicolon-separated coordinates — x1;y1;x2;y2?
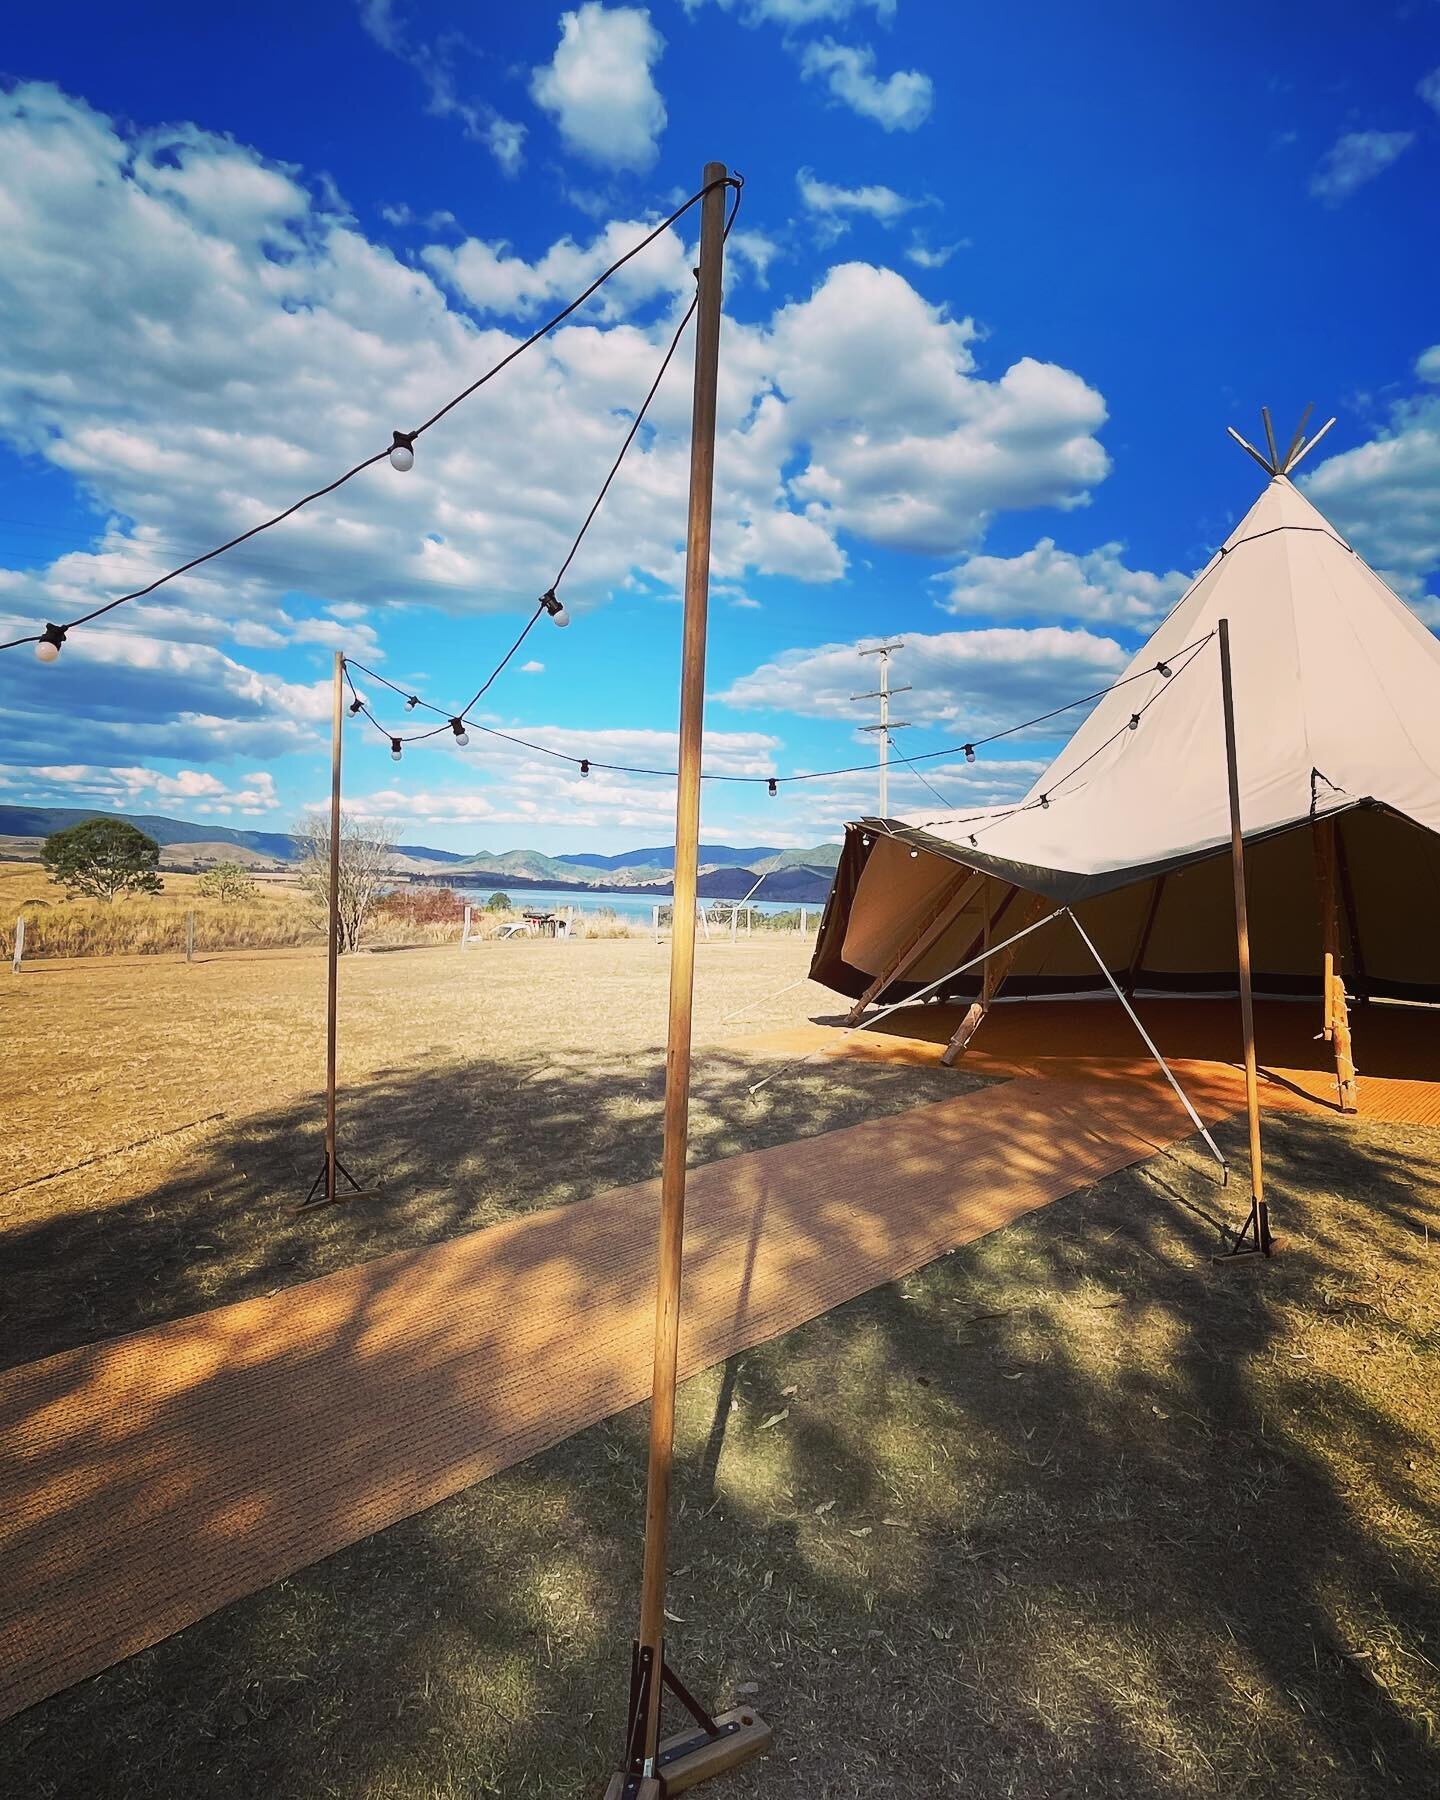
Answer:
1214;1196;1273;1260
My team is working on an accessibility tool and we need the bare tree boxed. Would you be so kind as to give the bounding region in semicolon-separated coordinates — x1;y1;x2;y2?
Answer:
294;810;398;953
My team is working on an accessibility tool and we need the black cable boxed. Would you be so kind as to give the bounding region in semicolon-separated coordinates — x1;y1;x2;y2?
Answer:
1;173;741;654
884;728;955;809
344;633;1215;788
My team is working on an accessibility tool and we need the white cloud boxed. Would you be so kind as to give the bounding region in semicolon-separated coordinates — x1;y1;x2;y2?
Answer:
0;761;281;815
718;626;1128;731
905;237;964;269
1303;402;1440;595
797;167;918;224
799;39;933;132
422;214;692;319
520;659;545;673
936;539;1190;627
530;4;667;172
683;0;895;20
1309;130;1415;206
1417;67;1440;117
1415;345;1440;384
0;85;1120;793
358;0;525;175
768;264;1109;554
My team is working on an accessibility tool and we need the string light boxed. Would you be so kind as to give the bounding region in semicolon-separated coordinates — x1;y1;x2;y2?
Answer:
539;589;570;629
963;744;976;763
348;697;363;716
35;623;65;664
450;718;469;746
1;173;741;658
390;737;403;762
1156;659;1173;678
405;695;420;709
343;632;1215;801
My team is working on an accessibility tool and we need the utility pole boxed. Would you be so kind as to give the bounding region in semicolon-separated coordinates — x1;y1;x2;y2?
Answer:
852;641;911;817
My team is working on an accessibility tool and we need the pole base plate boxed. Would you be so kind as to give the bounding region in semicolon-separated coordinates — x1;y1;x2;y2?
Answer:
658;1707;772;1794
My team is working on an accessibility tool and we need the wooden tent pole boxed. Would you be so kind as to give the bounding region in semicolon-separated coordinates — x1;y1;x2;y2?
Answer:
325;650;344;1208
603;165;777;1800
1313;817;1358;1112
1218;619;1270;1255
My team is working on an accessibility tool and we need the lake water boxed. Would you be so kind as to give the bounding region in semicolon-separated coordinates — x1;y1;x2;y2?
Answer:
448;884;813;920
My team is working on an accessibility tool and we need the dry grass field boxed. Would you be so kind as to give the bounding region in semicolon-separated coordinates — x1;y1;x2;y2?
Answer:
1;936;1437;1798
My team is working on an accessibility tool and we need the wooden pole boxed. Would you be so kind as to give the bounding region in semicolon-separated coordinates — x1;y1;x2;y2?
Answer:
462;903;472;951
12;914;23;974
325;650;344;1209
185;909;195;964
1218;619;1269;1254
631;160;728;1777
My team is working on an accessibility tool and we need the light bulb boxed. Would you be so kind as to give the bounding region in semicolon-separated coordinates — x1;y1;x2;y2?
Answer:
1156;659;1172;678
391;737;403;762
1040;793;1050;810
964;744;976;764
389;430;415;472
451;719;469;747
36;623;65;663
1128;713;1140;732
969;835;977;847
580;759;590;777
405;695;419;710
348;698;362;716
539;588;570;627
550;602;570;628
767;778;777;796
909;848;919;859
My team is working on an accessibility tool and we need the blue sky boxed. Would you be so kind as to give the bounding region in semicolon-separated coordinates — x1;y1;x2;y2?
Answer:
1;1;1437;853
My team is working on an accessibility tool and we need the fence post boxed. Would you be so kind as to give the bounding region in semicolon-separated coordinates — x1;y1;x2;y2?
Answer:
185;910;195;964
12;915;24;974
462;903;472;951
652;903;660;943
798;906;807;934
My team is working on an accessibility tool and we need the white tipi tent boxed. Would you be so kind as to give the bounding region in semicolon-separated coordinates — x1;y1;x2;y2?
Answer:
811;420;1440;1090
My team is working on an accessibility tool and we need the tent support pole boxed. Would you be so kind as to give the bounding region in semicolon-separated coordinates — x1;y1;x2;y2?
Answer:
1313;819;1358;1113
297;651;366;1213
843;866;983;1024
940;886;1038;1066
1066;910;1228;1175
1334;826;1369;1004
1123;873;1167;1000
1217;618;1271;1257
606;162;770;1800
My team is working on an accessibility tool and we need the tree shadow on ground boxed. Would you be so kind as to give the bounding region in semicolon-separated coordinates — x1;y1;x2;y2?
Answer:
0;1044;976;1370
1;1057;1437;1798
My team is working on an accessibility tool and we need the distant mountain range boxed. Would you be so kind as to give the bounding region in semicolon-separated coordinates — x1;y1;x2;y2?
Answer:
0;805;842;902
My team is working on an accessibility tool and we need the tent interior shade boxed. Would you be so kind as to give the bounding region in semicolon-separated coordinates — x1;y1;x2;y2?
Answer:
810;450;1440;1013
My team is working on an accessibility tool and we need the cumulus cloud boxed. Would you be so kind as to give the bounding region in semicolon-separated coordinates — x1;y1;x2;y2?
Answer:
0;760;281;816
799;39;933;132
1309;130;1415;206
358;0;525;174
530;4;667;172
682;0;895;20
718;626;1128;731
936;539;1191;627
1303;396;1440;598
797;167;919;225
1417;66;1440;117
768;264;1109;554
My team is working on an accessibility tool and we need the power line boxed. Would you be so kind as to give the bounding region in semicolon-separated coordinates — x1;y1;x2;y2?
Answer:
7;173;742;658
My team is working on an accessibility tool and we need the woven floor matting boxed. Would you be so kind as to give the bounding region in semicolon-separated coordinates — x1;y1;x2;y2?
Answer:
3;1069;1212;1723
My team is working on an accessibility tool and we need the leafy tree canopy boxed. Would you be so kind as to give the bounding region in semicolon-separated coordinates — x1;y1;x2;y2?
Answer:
195;862;254;904
41;818;164;901
486;891;514;911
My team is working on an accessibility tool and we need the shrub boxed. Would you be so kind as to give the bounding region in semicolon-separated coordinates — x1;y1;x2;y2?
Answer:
195;862;254;904
486;891;513;912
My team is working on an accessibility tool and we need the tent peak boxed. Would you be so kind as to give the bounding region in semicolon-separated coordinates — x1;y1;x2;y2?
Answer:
1226;406;1336;478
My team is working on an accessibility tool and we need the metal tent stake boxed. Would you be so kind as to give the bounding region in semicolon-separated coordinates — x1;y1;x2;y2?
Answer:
297;651;368;1213
1216;618;1271;1258
603;163;771;1800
